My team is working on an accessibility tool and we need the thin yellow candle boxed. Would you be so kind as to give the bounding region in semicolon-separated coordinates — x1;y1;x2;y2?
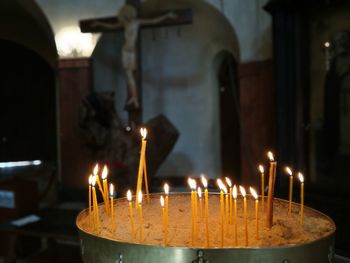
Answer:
164;183;169;228
193;179;198;241
258;165;265;211
299;173;304;225
266;151;277;229
127;190;135;240
198;187;203;222
232;185;238;246
217;179;224;247
188;178;195;246
102;165;109;214
224;185;229;238
136;128;147;206
240;186;248;247
201;175;210;247
143;157;150;203
88;175;93;227
109;183;115;232
137;190;143;242
285;167;293;216
93;164;103;194
160;196;167;245
225;177;232;225
250;187;259;240
91;175;100;233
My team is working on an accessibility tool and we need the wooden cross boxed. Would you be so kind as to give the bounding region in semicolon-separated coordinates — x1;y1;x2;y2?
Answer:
80;1;193;128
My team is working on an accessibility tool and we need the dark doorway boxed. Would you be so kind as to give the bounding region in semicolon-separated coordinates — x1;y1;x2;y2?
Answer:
0;39;57;162
217;53;241;181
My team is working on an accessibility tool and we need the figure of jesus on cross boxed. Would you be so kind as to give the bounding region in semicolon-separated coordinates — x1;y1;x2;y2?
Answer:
80;1;192;127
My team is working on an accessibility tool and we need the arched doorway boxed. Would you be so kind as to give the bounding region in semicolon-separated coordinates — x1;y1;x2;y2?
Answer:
215;51;241;180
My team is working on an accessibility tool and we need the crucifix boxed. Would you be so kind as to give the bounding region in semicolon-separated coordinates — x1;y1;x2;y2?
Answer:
80;0;193;129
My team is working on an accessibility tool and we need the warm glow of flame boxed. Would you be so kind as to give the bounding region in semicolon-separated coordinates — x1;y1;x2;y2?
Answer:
102;165;108;180
192;179;197;189
127;190;132;202
160;195;165;208
285;166;293;176
325;41;330;48
267;151;275;162
217;179;224;190
259;165;264;173
197;187;202;198
222;185;228;195
91;175;97;187
88;175;93;185
298;172;304;183
93;164;99;176
250;187;258;200
188;178;194;190
233;185;237;199
201;175;208;188
138;190;143;205
239;185;246;197
140;128;147;139
225;177;232;187
109;183;114;197
164;183;169;195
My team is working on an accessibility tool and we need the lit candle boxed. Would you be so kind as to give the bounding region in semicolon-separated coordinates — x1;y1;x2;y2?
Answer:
232;185;238;246
93;164;103;195
136;128;147;206
258;165;265;211
91;175;100;233
240;186;248;246
102;165;109;214
193;179;198;241
88;175;93;227
164;183;169;230
225;177;233;225
143;157;150;203
201;175;210;247
285;167;293;216
109;183;115;232
298;173;304;225
188;178;195;246
250;187;259;240
223;185;229;238
137;190;143;242
160;196;167;245
127;190;135;240
217;179;224;247
266;151;277;229
198;187;203;222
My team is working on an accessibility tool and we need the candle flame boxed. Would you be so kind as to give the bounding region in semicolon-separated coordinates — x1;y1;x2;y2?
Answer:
201;175;208;188
225;177;232;187
140;127;147;139
325;41;330;48
298;172;304;183
109;183;114;197
217;178;224;190
239;185;246;197
88;174;93;185
285;166;293;176
127;190;132;202
93;164;99;176
137;190;143;205
222;185;228;195
91;175;97;187
164;183;169;195
233;185;237;199
160;195;165;208
267;151;275;162
193;179;197;189
101;165;108;180
259;165;264;173
250;187;258;200
197;187;202;198
188;178;195;190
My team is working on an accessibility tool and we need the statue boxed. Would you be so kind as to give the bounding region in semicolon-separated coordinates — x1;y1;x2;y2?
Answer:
92;4;176;110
